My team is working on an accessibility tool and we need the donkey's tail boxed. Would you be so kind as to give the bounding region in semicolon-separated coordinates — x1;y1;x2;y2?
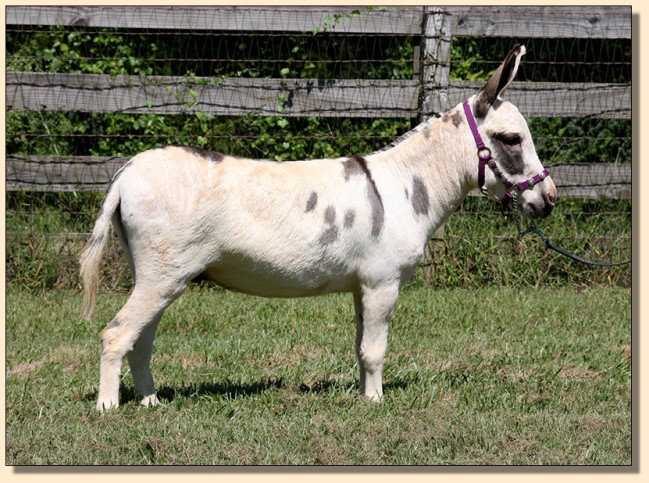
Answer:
80;183;121;320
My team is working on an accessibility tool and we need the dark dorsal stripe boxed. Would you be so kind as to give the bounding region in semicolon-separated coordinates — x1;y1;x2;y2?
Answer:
343;155;384;238
179;146;225;163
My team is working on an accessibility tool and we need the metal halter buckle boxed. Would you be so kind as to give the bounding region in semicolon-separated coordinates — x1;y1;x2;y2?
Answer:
478;147;492;161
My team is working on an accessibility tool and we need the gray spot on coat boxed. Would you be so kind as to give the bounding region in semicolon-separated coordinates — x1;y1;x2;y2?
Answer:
344;210;356;229
411;176;430;216
305;192;318;212
367;187;384;238
342;156;365;181
442;110;463;128
319;226;339;246
106;317;121;330
491;134;525;176
319;205;339;246
324;205;336;225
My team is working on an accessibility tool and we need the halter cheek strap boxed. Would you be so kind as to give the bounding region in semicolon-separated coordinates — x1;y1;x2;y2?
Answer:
462;102;491;193
462;102;550;201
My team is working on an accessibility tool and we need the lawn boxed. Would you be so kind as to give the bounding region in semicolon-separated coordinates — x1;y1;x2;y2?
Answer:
5;285;631;465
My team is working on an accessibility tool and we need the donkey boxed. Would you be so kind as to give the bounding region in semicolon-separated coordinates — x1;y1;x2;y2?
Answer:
81;44;556;411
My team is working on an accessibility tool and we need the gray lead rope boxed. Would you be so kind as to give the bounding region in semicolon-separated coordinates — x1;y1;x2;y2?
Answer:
511;192;631;267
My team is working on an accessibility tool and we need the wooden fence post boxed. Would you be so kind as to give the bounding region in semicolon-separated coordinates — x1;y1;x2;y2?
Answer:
420;7;452;283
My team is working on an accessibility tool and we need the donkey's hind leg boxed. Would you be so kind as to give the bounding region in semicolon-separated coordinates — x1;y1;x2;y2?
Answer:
110;212;161;406
96;281;185;411
127;315;163;407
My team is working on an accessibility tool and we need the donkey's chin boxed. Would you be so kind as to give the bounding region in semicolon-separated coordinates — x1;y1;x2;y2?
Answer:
522;199;554;219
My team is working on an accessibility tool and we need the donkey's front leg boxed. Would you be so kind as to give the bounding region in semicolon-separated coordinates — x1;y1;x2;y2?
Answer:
354;283;399;402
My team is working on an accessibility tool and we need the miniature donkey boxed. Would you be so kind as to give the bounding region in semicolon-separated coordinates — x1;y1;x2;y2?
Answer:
81;45;556;411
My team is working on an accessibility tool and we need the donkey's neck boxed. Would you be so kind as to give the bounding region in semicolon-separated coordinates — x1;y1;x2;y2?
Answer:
369;106;475;235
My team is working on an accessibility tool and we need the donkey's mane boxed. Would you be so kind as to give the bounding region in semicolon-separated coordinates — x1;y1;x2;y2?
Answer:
375;115;439;154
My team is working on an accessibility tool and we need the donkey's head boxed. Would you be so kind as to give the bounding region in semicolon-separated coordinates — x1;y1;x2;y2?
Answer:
466;44;557;219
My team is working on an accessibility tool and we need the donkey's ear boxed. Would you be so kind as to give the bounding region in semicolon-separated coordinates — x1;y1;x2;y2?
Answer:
474;44;526;118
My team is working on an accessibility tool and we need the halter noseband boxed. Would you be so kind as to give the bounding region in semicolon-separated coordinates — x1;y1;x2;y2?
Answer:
462;101;550;202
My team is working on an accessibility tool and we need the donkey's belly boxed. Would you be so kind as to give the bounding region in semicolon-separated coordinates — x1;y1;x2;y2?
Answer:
198;263;356;298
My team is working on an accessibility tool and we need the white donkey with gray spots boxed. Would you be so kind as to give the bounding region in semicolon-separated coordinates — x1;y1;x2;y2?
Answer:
81;45;556;411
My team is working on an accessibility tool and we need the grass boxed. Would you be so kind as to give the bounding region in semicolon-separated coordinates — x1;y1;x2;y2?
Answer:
5;285;631;466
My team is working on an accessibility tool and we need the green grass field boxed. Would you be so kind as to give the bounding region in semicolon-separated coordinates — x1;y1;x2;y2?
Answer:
5;285;631;465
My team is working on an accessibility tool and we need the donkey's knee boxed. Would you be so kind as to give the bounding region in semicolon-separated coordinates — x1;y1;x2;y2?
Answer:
355;310;390;402
100;316;131;356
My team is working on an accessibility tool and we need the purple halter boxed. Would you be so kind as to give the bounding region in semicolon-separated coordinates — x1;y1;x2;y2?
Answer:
462;101;550;202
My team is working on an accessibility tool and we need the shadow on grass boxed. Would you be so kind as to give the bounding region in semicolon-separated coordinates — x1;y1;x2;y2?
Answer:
83;378;285;406
298;379;412;395
156;378;287;403
84;376;414;406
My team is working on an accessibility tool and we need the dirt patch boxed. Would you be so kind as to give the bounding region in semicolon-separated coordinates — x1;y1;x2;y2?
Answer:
554;363;600;381
7;360;45;378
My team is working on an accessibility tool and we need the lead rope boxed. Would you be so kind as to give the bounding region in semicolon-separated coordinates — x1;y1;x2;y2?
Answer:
510;192;631;267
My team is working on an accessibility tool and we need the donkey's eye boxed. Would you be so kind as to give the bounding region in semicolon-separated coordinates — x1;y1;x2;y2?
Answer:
498;134;522;147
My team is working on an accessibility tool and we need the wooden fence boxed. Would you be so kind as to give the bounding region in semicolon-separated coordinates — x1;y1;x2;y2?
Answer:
6;5;632;199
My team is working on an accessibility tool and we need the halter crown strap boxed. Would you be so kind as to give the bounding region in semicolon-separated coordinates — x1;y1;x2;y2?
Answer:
462;102;490;192
462;101;550;199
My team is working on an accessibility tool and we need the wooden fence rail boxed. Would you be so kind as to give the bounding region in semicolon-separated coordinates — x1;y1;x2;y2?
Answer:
6;6;630;38
7;73;630;119
6;74;421;118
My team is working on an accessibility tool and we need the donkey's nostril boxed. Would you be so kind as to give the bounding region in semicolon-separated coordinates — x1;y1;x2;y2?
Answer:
548;192;557;206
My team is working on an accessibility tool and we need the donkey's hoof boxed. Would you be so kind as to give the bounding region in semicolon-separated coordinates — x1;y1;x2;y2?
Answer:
96;398;119;412
140;394;159;408
363;392;384;403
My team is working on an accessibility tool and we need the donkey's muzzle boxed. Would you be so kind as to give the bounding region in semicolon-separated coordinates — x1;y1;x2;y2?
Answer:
524;189;556;219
